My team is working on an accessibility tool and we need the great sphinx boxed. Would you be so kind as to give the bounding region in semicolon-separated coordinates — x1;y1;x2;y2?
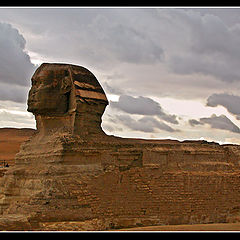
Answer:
0;63;240;231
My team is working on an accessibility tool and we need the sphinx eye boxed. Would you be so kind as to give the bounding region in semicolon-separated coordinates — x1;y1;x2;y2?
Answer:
37;80;42;86
64;70;69;77
33;78;44;87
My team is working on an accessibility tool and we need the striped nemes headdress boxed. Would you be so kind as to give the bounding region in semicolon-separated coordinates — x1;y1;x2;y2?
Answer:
33;63;109;105
70;64;109;105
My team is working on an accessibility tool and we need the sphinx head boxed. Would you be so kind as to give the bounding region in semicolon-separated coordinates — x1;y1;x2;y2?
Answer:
27;63;74;115
27;63;108;136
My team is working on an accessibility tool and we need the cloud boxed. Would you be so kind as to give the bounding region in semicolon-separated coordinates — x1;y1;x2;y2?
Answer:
116;114;179;133
157;9;240;82
0;100;35;128
0;22;36;87
0;22;37;104
102;81;124;96
0;9;164;69
188;119;203;127
0;109;35;129
138;116;179;132
189;114;240;134
206;93;240;119
110;95;179;124
0;82;30;103
92;18;164;64
0;110;33;123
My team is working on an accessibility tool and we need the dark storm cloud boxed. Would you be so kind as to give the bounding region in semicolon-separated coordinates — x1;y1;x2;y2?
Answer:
188;119;203;127
0;82;30;103
195;8;240;27
0;8;164;68
102;82;124;96
160;9;240;82
116;114;179;133
189;114;240;134
111;95;162;115
138;116;179;132
0;22;36;87
110;95;178;124
207;93;240;119
94;21;164;64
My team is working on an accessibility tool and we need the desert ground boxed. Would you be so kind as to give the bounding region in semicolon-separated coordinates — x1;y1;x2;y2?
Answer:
116;222;240;231
0;128;35;167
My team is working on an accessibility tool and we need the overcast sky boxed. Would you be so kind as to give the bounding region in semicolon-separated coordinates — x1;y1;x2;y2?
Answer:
1;7;240;144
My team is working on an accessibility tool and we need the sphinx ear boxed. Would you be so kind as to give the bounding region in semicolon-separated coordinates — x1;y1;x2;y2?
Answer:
60;70;72;94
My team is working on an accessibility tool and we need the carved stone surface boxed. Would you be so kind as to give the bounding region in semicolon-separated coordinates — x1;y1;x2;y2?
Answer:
1;63;240;231
27;63;108;138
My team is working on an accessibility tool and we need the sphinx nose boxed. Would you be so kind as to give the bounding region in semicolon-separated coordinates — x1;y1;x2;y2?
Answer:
28;87;39;101
29;88;35;97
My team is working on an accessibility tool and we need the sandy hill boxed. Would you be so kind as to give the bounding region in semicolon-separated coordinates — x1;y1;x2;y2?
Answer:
0;128;36;167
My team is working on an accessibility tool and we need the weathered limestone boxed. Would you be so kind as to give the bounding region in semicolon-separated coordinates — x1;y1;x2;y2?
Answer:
1;63;240;231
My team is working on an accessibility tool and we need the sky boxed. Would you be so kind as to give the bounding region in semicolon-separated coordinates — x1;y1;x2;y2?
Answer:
1;7;240;144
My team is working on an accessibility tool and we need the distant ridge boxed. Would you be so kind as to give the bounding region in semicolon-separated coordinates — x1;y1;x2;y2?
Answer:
0;127;36;166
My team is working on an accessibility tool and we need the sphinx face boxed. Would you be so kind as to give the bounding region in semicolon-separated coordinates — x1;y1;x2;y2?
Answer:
27;64;72;116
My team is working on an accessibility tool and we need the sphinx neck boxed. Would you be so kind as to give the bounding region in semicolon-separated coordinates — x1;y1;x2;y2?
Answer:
34;102;107;139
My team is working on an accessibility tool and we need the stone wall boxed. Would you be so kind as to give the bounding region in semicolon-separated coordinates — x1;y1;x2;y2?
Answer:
85;167;240;228
1;136;240;230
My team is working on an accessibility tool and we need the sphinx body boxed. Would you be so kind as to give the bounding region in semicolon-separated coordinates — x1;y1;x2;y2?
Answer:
0;63;240;230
